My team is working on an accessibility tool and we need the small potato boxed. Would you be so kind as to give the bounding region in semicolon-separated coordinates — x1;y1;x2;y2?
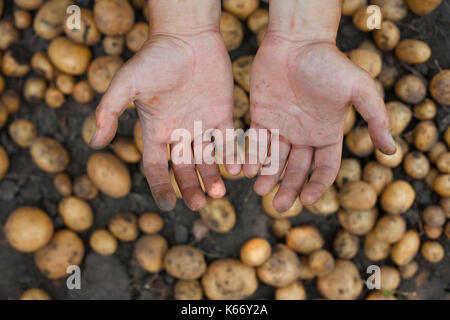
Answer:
164;246;207;280
4;207;54;253
298;256;316;280
262;184;303;218
34;229;84;279
286;225;323;254
421;241;444;263
45;87;65;109
220;12;244;52
20;288;51;300
112;137;141;163
423;206;445;227
199;198;236;233
403;151;430;179
240;238;272;267
381;181;415;215
30;137;70;173
82;114;96;145
55;73;75;95
391;230;420;266
309;249;335;277
247;8;269;33
362;161;393;195
2;48;31;77
89;229;117;256
233;85;249;119
413;120;438;152
343;106;356;134
370;0;408;21
0;102;8;129
434;174;450;197
94;0;135;36
24;77;47;103
425;168;439;189
0;145;8;181
64;9;101;45
135;234;168;273
428;142;447;164
380;266;401;291
0;20;20;50
174;280;203;300
317;260;363;300
87;152;132;198
395;74;427;104
275;281;307;300
333;229;359;259
33;0;74;39
138;212;163;234
430;70;450;105
406;0;443;15
53;172;72;197
233;55;254;92
374;214;406;244
424;224;443;239
342;0;367;16
353;6;383;32
395;39;431;64
348;49;382;78
58;196;94;232
366;291;397;300
257;244;301;287
386;101;412;136
88;56;123;93
305;186;340;216
223;0;259;20
413;99;437;120
72;80;95;104
73;174;99;200
14;9;32;29
345;127;374;157
339;181;377;211
109;212;138;242
446;127;450;148
446;222;450;239
338;207;378;236
48;37;92;75
126;22;149;52
14;0;44;10
378;64;399;90
8;119;37;148
399;260;419;279
364;231;390;261
441;197;450;217
271;218;291;238
373;21;400;51
1;89;20;114
375;142;403;168
103;35;124;56
335;158;361;188
31;51;54;80
437;152;450;174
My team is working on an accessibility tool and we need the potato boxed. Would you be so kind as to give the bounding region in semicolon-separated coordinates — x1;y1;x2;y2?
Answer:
164;246;207;280
199;198;236;233
374;214;406;243
74;174;98;200
4;207;53;253
430;70;450;105
271;218;291;238
343;107;356;135
89;229;117;256
440;197;450;217
424;224;443;239
72;80;95;104
94;0;135;36
375;142;403;168
247;8;269;33
0;102;7;129
446;127;450;148
413;120;438;152
309;249;335;277
378;63;399;89
362;161;393;195
373;21;400;51
24;77;47;103
370;0;408;21
20;288;51;300
223;0;259;20
202;259;258;300
425;168;439;189
262;184;302;218
87;152;131;198
298;256;316;280
353;6;382;32
34;229;84;279
403;151;430;179
286;225;323;254
45;87;65;109
88;55;123;93
335;159;361;189
342;0;367;16
391;230;420;266
103;35;125;56
56;73;75;95
366;291;397;300
58;196;94;232
64;9;101;45
2;48;31;77
126;22;148;52
30;137;70;173
233;85;249;119
364;231;390;261
423;206;445;228
428;142;447;164
240;238;271;267
34;0;74;39
14;9;32;29
305;186;340;216
0;144;8;181
399;260;419;279
81;114;96;146
338;207;378;236
48;37;92;75
385;101;412;136
110;137;141;164
0;21;20;50
339;181;377;211
395;74;427;104
109;212;138;242
421;241;444;263
437;152;450;173
413;98;437;120
8;118;37;148
14;0;43;10
380;266;401;291
257;244;301;287
1;89;20;114
381;181;415;215
345;127;374;157
31;52;54;80
348;49;382;78
406;0;442;15
396;39;432;65
138;212;163;234
317;260;363;300
446;222;450;239
233;55;253;92
434;174;450;196
135;234;168;273
174;280;203;300
275;281;307;300
333;229;359;259
53;172;72;197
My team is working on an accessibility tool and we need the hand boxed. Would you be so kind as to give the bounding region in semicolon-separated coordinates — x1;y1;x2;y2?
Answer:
245;33;396;211
90;31;240;211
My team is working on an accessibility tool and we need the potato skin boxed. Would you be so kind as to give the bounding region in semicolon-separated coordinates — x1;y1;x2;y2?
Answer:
338;207;378;236
395;74;427;104
275;281;307;300
286;226;323;254
199;198;236;233
391;230;420;266
317;260;363;300
8;119;37;148
64;9;101;46
413;121;438;152
220;12;244;51
381;181;415;215
233;55;254;92
339;181;377;211
240;238;272;267
386;101;412;136
421;241;444;263
30;137;70;173
111;137;141;164
109;213;138;242
430;70;450;105
89;229;117;256
362;161;393;195
374;214;406;244
403;151;430;179
353;6;382;32
88;56;123;93
14;0;44;10
58;196;94;232
364;231;390;261
336;158;362;188
0;144;9;181
48;37;92;76
434;174;450;196
333;230;359;259
309;249;335;277
33;0;74;40
380;266;401;291
174;280;203;300
138;212;163;234
164;246;207;280
348;49;382;78
373;21;400;51
53;172;72;197
126;22;148;52
135;234;168;273
262;184;302;218
94;0;135;36
223;0;259;20
305;186;340;216
406;0;442;15
342;0;367;16
247;8;269;33
370;0;408;21
20;288;51;300
87;152;131;198
345;127;374;157
395;39;431;64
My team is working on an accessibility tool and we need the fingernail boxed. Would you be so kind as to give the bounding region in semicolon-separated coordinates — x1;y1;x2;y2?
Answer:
89;128;98;146
157;193;176;212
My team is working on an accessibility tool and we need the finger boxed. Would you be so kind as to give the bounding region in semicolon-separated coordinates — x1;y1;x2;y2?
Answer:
171;143;206;211
216;121;242;176
196;139;226;199
352;75;396;155
273;146;313;212
300;142;342;205
243;123;270;178
254;136;291;196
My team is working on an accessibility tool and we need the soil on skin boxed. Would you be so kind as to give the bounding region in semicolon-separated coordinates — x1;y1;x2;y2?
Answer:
0;0;449;300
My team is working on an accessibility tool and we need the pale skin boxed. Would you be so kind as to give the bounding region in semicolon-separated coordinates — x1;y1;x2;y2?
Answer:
91;0;395;212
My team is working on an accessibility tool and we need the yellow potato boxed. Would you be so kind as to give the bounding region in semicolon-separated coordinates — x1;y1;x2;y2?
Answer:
88;55;123;93
395;39;431;64
403;151;430;179
364;231;390;261
135;234;168;273
430;70;450;105
30;137;70;173
348;48;382;78
94;0;135;36
345;127;374;157
240;238;272;267
223;0;259;20
64;8;101;45
58;196;94;232
373;21;400;51
112;137;141;163
342;0;367;16
262;184;303;218
164;246;207;280
109;212;138;241
381;181;415;215
395;74;427;104
233;55;254;92
339;181;377;211
174;280;203;300
220;12;244;51
338;207;378;236
406;0;442;15
275;281;307;300
48;37;92;75
89;229;117;256
8;119;37;148
362;161;393;195
391;230;420;266
317;260;363;300
33;0;75;39
199;198;236;233
20;288;51;300
370;0;408;21
286;225;323;254
386;101;412;136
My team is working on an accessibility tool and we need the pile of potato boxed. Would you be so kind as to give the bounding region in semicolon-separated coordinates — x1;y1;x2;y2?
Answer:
0;0;448;300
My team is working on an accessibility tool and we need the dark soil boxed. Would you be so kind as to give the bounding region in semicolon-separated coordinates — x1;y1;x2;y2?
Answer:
0;0;449;300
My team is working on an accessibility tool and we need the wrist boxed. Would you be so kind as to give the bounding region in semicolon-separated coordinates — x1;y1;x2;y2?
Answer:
148;0;221;36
